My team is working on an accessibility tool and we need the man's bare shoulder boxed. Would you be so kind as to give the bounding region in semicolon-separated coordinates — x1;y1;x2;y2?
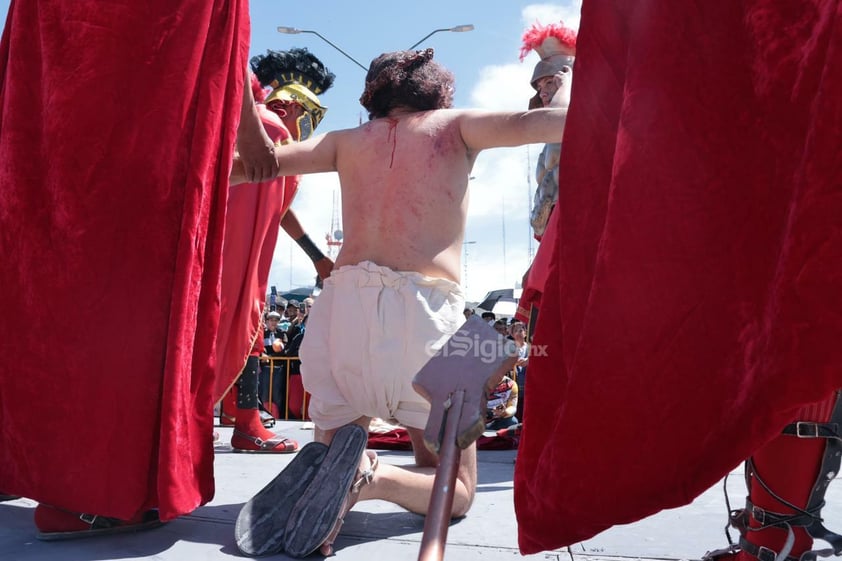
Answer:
355;109;480;127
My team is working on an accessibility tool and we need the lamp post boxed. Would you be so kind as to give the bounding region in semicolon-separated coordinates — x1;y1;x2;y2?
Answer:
407;24;474;50
277;27;368;71
277;24;475;72
462;240;476;297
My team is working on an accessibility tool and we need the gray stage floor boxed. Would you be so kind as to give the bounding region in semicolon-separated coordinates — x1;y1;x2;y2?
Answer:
2;421;839;561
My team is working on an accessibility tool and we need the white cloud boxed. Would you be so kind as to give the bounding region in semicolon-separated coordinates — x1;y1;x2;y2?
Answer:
522;2;582;30
469;63;535;111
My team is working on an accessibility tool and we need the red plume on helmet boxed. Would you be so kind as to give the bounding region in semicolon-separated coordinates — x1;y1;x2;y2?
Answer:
520;21;578;100
519;21;577;61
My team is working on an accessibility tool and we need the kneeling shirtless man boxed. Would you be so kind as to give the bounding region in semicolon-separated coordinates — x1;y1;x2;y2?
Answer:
231;48;567;558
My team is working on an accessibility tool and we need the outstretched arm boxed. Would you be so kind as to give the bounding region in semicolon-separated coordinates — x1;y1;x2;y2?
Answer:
230;130;340;186
459;108;566;152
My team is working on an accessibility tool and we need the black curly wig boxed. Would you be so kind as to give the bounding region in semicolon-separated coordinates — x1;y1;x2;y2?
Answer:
250;47;335;94
360;49;455;120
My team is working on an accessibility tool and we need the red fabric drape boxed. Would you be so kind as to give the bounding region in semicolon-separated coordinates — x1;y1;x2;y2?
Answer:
214;105;299;401
515;0;842;553
515;207;560;323
0;0;249;521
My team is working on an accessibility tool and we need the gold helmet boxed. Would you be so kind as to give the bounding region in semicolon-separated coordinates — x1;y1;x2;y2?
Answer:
251;48;335;140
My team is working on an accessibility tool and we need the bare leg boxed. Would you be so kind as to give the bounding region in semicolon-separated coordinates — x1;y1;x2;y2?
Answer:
312;418;477;556
327;421;476;518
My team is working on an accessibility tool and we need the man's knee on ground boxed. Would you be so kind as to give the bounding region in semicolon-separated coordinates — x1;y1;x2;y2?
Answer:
451;474;476;518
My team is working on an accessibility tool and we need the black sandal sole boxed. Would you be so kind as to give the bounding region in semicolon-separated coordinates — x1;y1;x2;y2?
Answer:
235;441;329;556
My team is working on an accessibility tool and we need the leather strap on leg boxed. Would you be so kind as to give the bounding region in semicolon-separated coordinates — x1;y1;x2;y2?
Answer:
237;356;260;409
709;391;842;561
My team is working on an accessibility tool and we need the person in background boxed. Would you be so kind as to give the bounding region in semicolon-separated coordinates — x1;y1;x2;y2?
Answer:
301;297;315;319
263;311;287;353
284;300;304;343
514;21;576;334
510;321;529;422
217;48;335;453
486;375;519;431
259;310;288;419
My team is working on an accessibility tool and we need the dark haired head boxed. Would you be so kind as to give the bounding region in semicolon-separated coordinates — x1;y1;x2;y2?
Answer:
359;49;455;120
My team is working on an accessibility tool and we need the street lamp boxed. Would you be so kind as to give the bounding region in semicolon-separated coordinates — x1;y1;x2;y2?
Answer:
407;24;474;50
277;26;368;71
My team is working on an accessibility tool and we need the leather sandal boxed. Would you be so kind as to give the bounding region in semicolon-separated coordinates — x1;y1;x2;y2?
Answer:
231;429;299;453
35;505;163;541
318;450;379;556
235;442;329;556
282;424;369;557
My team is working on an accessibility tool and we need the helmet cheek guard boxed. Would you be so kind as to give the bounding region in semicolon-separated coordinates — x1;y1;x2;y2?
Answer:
265;83;327;141
296;113;315;140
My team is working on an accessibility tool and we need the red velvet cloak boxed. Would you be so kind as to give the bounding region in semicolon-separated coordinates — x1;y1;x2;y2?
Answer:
214;105;299;400
515;0;842;553
0;0;249;521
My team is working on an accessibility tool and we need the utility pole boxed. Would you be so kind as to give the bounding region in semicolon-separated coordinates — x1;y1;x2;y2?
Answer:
462;240;476;298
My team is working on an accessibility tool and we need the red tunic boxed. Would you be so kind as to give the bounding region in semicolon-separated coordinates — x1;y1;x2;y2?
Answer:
214;105;300;400
0;0;249;521
515;208;559;324
515;0;842;553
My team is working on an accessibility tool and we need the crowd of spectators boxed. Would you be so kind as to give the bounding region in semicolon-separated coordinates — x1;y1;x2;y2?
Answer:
464;307;529;432
258;297;314;419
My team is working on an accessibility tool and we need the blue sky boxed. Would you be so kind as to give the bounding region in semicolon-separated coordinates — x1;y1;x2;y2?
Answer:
1;1;581;302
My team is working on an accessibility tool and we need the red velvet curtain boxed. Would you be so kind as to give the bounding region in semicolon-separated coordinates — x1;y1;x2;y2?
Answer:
516;0;842;552
0;0;249;520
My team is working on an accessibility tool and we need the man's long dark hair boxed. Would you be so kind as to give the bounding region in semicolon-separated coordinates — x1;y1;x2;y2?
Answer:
360;49;455;120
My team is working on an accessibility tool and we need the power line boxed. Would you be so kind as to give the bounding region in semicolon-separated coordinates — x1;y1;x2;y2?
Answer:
526;146;534;263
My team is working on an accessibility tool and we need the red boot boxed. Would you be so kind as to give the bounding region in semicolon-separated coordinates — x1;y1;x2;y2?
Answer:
705;390;842;561
231;408;298;453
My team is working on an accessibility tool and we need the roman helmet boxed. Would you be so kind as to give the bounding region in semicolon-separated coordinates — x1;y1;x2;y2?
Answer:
519;22;577;109
250;48;336;140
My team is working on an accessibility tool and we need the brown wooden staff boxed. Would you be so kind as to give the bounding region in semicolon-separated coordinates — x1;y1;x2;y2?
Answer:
413;316;518;561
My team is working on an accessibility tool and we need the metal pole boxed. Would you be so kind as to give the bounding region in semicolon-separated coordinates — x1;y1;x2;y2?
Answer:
463;241;476;298
408;29;449;51
303;30;368;71
277;27;368;71
408;25;474;51
417;390;465;561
